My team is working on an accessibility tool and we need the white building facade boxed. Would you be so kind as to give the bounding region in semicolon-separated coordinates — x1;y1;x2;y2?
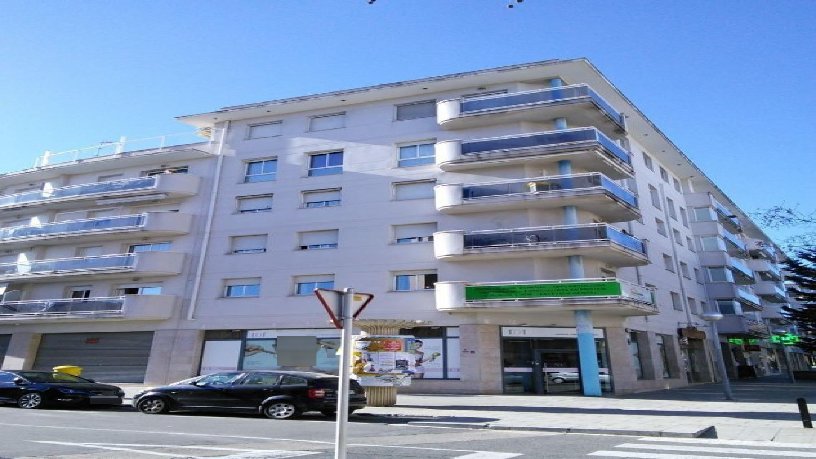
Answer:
0;59;792;394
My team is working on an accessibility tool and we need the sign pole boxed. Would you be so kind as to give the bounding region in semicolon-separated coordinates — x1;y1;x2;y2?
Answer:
334;288;353;459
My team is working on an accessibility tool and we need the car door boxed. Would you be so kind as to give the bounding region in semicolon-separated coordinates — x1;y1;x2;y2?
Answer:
0;372;22;403
171;372;244;409
223;372;282;410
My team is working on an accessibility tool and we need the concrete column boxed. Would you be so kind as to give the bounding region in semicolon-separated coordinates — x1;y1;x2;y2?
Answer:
554;117;568;130
549;78;563;88
459;324;502;394
2;332;41;370
144;329;205;385
575;311;602;396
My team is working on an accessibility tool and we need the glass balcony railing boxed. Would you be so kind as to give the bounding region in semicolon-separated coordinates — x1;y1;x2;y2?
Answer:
0;177;157;209
721;229;747;253
459;84;625;129
711;197;741;230
0;296;124;317
462;173;637;208
462;223;646;255
736;287;762;307
0;214;145;241
0;254;135;277
727;257;755;281
461;127;631;165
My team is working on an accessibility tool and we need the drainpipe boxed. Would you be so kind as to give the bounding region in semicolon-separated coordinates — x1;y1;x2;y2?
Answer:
186;121;230;321
659;183;693;326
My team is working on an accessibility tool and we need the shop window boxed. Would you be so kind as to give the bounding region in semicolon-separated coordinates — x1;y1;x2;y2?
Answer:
628;331;644;379
656;334;675;378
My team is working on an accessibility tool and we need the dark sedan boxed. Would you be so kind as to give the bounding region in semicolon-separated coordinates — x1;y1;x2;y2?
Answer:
0;370;124;409
133;370;367;419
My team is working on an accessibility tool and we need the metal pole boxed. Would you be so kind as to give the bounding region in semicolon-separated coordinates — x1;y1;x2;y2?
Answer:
334;288;353;459
709;321;734;400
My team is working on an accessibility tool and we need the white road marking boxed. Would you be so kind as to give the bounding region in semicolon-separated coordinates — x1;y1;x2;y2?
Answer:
451;453;522;459
34;441;318;458
589;451;757;459
636;436;816;449
615;442;816;457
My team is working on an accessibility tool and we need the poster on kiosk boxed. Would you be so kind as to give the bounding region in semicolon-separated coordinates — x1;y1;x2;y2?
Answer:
352;335;423;387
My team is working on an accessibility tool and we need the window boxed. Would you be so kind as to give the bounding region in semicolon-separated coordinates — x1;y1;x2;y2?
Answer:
247;121;282;139
98;174;123;182
224;278;261;298
398;142;435;167
692;207;714;222
237;194;273;213
230;234;267;254
699;236;723;251
309;113;345;131
642;152;654;171
694;267;703;283
144;166;188;176
302;188;341;208
679;261;690;278
77;245;103;257
666;198;677;220
655;218;667;236
393;222;437;244
648;185;661;209
115;285;162;295
298;230;339;250
308;151;343;176
394;271;438;291
686;236;695;251
673;178;682;193
244;159;277;183
687;297;698;314
394;179;435;200
679;207;689;227
707;267;730;282
673;229;683;245
128;242;171;253
670;291;682;311
69;286;91;299
663;254;675;272
398;326;460;379
395;100;436;120
295;275;334;295
716;299;737;315
700;301;708;314
659;166;669;182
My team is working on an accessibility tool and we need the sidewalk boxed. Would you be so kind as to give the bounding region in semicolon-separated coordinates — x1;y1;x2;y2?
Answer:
120;376;816;443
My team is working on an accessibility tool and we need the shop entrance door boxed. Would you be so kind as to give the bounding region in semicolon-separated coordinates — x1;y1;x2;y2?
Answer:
532;349;581;394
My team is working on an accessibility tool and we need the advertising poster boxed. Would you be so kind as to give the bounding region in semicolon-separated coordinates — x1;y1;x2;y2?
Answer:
352;335;416;387
413;338;444;379
242;339;278;370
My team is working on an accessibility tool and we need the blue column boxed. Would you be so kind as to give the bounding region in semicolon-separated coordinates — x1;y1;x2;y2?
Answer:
554;117;568;130
549;78;563;88
575;310;602;396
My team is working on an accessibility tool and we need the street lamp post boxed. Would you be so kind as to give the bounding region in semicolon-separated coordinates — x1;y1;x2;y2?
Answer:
701;312;734;400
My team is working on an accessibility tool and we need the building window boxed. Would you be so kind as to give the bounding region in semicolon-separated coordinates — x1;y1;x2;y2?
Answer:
309;113;345;131
673;178;682;193
224;279;261;298
663;254;675;272
659;166;669;183
244;159;277;183
655;218;667;236
686;236;695;251
679;261;690;278
707;267;730;282
144;166;189;176
68;286;92;299
649;185;661;209
247;121;282;139
398;142;435;167
656;335;673;378
687;297;698;314
699;236;723;252
230;234;268;254
298;229;339;250
666;198;677;220
295;275;334;295
694;268;703;283
394;271;438;291
393;222;437;244
302;188;341;208
394;179;435;200
716;300;737;315
679;207;689;227
128;242;171;253
673;229;683;245
395;100;436;121
308;151;343;176
115;285;162;295
237;194;273;213
642;152;654;171
628;331;644;379
670;291;682;311
692;207;714;222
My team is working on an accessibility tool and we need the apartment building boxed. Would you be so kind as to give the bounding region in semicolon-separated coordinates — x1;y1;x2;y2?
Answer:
0;59;792;394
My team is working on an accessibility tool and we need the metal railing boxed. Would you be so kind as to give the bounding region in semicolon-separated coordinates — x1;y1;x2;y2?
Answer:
460;127;631;165
0;177;157;209
0;296;125;317
0;254;135;277
458;84;625;128
462;223;646;254
462;173;637;208
0;214;145;241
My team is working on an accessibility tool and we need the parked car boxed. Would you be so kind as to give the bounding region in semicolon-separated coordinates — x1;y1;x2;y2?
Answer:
0;370;124;409
548;371;611;384
133;370;367;419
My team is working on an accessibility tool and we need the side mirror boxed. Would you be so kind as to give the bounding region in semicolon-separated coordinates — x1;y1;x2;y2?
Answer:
13;377;26;385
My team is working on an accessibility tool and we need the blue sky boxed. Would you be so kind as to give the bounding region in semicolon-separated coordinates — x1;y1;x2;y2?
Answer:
1;0;814;235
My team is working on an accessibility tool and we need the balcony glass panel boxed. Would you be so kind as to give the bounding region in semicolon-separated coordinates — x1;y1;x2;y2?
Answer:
461;128;630;165
459;85;624;128
0;297;124;316
711;198;741;229
721;229;746;253
727;257;754;280
462;224;645;254
462;174;637;208
0;254;135;276
0;214;145;240
0;177;157;208
736;287;761;307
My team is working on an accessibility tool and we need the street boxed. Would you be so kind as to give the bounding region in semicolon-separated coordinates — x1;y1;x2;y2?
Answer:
1;406;814;458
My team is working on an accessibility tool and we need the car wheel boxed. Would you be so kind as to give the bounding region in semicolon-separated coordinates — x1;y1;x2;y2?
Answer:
137;396;169;414
18;392;44;409
551;377;565;384
263;401;300;420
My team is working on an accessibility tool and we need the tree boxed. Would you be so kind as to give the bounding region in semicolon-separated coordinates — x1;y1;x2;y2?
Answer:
755;205;815;251
781;247;816;354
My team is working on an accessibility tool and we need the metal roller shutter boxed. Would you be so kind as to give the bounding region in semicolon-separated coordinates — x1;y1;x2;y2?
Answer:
33;332;153;383
0;334;10;364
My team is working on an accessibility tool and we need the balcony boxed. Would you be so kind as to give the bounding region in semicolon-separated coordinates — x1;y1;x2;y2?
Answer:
436;127;633;179
435;173;640;222
717;315;770;338
0;212;192;248
700;252;755;284
753;281;788;303
0;174;200;213
705;284;763;311
0;252;185;283
0;294;175;322
748;239;777;260
711;197;742;233
437;84;626;136
434;224;648;266
720;229;747;257
748;258;783;281
436;278;656;317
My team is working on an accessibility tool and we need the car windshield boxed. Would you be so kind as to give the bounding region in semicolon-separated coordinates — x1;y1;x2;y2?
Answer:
17;372;90;384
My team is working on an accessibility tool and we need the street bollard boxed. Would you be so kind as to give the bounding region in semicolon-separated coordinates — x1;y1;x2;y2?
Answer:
797;398;813;428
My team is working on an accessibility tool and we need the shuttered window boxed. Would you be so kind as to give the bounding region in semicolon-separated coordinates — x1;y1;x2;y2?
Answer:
394;180;435;200
394;223;436;244
237;194;273;213
224;278;261;297
295;275;334;295
302;188;341;208
309;113;345;131
248;121;282;139
299;230;338;250
231;234;267;254
395;100;436;121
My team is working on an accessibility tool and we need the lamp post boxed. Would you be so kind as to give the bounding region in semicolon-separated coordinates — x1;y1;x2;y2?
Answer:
773;328;796;383
701;312;734;400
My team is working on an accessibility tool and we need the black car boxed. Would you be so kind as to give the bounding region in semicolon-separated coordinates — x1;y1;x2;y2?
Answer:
133;370;367;419
0;370;124;409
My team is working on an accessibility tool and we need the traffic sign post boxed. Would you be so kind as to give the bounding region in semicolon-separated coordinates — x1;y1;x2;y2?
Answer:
314;288;373;459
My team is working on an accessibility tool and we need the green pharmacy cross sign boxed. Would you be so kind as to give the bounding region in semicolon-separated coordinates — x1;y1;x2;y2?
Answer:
771;333;800;346
465;280;621;301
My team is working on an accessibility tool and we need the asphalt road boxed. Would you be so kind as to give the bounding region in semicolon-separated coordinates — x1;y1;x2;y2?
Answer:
0;405;812;458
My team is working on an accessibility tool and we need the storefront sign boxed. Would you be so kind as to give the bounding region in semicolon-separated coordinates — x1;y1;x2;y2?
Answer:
466;281;622;301
771;333;800;345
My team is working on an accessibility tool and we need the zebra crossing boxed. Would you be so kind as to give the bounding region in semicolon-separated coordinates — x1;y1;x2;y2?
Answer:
588;436;816;458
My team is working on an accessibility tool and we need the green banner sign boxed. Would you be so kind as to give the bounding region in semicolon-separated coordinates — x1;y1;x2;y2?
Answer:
771;333;800;345
465;281;622;301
